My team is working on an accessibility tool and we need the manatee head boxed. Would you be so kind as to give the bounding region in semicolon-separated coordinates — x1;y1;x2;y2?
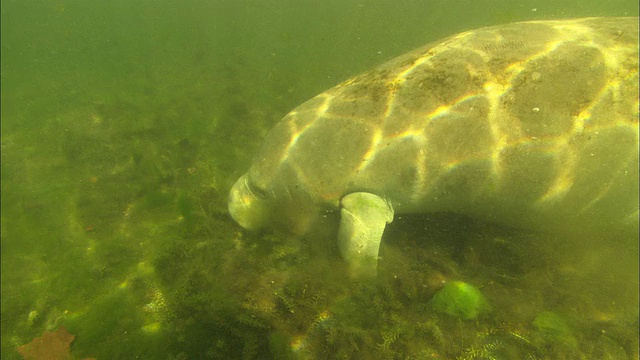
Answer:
228;161;325;234
228;174;271;231
228;115;341;234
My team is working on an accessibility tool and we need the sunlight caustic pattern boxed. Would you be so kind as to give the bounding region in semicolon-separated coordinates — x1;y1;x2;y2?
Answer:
231;17;638;240
266;18;637;221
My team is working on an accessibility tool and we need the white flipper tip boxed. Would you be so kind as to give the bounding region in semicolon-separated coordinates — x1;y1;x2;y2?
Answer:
338;192;394;279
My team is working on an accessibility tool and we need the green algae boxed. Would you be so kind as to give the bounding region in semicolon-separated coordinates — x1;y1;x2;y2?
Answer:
430;281;491;320
533;311;578;350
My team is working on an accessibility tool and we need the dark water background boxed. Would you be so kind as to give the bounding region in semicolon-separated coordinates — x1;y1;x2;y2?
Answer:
2;1;638;359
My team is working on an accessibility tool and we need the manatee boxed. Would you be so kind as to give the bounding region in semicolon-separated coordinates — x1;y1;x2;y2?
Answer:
229;17;639;278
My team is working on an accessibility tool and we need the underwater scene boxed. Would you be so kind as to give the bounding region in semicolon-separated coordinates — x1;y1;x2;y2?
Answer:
2;1;639;359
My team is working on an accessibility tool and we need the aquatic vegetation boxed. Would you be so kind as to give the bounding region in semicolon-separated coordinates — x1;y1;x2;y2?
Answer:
456;328;540;360
377;318;406;351
3;10;638;360
415;321;446;350
457;339;505;360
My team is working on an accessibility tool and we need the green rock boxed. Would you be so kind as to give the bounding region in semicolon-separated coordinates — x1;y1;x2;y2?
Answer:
532;311;578;350
430;281;490;320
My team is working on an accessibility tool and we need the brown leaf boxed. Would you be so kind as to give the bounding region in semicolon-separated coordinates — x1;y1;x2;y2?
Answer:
17;326;75;360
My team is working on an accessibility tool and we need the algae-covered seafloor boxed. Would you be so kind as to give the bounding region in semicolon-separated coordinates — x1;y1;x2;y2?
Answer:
2;1;639;359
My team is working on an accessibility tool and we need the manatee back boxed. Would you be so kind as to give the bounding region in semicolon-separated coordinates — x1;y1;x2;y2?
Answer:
247;17;639;235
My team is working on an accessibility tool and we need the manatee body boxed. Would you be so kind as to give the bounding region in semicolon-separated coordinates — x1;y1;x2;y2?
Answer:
229;17;639;278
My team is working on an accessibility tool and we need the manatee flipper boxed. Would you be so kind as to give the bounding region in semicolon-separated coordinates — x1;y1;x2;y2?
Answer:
338;192;394;279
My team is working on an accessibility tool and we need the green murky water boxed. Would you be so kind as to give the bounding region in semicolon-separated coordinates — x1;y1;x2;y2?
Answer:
2;1;638;359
